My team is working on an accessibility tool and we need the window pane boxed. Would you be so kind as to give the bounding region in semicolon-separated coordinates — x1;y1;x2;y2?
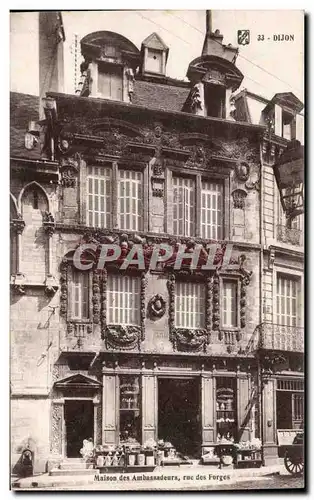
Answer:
72;271;90;320
107;275;140;325
173;177;195;236
175;281;205;329
201;181;223;239
276;275;300;326
86;166;111;228
118;170;143;231
222;281;238;328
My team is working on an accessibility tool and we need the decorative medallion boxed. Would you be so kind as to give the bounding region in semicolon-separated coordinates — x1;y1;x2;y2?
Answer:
148;294;166;319
235;161;250;182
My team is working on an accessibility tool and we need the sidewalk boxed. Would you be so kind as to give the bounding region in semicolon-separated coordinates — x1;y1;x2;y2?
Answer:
12;463;287;490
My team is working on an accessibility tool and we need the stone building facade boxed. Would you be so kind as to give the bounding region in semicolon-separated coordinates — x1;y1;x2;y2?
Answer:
10;15;304;474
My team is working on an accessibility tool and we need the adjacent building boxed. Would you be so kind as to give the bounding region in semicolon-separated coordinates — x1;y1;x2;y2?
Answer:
10;11;304;474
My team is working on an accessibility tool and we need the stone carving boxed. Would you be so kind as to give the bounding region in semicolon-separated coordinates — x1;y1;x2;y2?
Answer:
92;271;101;324
173;328;207;352
10;213;25;234
212;269;220;331
140;272;147;341
151;176;165;197
60;156;79;188
106;325;141;350
100;268;107;340
189;84;203;112
43;211;56;236
59;259;68;316
231;189;247;209
268;248;275;270
125;68;134;103
44;274;58;296
148;294;166;319
239;254;253;286
167;273;176;343
51;403;63;455
206;274;212;334
235;161;250;182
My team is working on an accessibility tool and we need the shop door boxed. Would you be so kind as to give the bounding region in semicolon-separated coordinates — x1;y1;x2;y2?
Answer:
64;400;94;458
158;378;201;457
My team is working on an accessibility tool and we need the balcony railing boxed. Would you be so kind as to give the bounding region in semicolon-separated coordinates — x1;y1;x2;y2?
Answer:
257;322;304;352
277;225;303;246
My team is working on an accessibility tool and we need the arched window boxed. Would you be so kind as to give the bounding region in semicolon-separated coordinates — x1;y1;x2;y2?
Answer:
20;183;49;281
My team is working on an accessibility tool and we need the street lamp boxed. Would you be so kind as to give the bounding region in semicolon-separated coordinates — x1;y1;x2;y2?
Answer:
273;139;304;223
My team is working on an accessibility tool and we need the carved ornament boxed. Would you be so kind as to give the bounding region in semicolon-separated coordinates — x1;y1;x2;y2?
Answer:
173;328;208;352
106;325;141;350
231;189;247;209
235;161;250;182
148;294;166;319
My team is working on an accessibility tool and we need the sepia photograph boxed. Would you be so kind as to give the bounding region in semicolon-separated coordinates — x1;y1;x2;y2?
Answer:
9;8;305;491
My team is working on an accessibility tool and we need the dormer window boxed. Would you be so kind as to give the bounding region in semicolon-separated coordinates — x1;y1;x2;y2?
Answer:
204;83;226;118
141;32;169;76
146;48;163;74
97;62;123;101
282;110;296;141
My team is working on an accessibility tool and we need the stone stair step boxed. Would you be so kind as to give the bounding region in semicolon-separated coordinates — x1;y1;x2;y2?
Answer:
59;462;92;470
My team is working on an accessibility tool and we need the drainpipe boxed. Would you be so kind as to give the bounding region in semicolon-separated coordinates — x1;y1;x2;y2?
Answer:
258;138;265;461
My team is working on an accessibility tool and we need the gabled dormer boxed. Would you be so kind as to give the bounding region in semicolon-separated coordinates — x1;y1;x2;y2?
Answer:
79;31;140;103
262;92;304;142
140;32;169;76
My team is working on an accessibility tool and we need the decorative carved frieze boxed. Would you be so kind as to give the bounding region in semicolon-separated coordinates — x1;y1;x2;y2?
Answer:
59;259;68;316
140;272;147;341
167;273;176;344
148;294;166;320
231;188;247;209
100;268;107;340
206;274;212;334
51;403;63;455
173;328;207;352
92;270;101;324
105;325;141;350
212;269;220;331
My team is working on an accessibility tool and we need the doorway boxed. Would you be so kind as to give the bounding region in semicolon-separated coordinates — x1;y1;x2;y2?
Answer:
64;400;94;458
158;378;201;457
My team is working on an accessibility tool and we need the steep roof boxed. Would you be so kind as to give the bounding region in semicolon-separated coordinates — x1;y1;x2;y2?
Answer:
132;80;190;112
10;92;40;159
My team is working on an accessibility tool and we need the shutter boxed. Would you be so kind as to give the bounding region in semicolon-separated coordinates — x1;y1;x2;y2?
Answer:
296;114;304;144
173;177;195;236
201;181;223;239
87;166;111;228
274;104;282;136
118;170;143;231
